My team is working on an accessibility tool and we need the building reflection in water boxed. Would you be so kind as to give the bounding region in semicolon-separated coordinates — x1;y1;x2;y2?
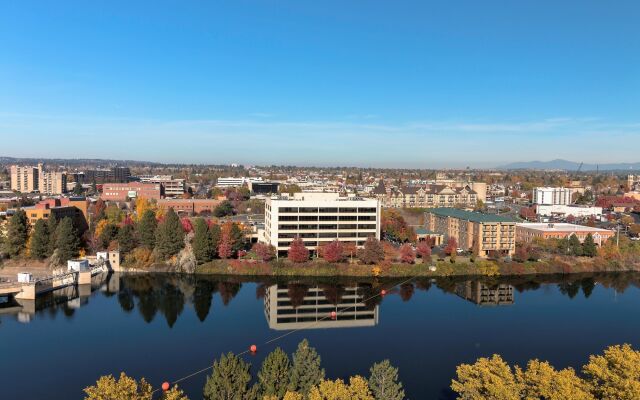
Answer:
455;281;515;306
264;284;379;330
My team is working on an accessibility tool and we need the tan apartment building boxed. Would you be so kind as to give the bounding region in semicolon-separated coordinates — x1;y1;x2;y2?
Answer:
39;170;67;195
515;223;614;246
424;208;516;258
10;164;66;194
10;165;39;192
372;181;479;209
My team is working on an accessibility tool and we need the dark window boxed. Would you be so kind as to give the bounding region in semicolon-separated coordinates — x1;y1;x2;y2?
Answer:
339;224;358;230
358;224;377;230
358;215;376;221
319;232;337;238
319;224;338;230
279;207;298;213
298;224;318;230
358;207;377;213
319;207;338;213
338;232;357;238
339;207;358;213
339;215;357;221
279;215;298;221
299;207;318;213
278;224;298;230
319;215;338;221
299;215;318;221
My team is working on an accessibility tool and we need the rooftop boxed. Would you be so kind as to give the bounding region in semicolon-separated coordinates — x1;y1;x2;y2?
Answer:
426;208;517;223
516;223;613;233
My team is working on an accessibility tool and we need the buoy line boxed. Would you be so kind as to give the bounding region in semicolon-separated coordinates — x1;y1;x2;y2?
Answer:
153;275;418;395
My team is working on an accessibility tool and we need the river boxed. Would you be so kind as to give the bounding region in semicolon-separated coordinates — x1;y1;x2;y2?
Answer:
1;272;639;399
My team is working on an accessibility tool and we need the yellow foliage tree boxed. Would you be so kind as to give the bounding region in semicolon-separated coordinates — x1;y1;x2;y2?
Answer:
84;372;188;400
583;344;640;400
308;376;373;400
135;197;157;222
451;354;522;400
94;219;110;242
515;360;593;400
264;393;303;400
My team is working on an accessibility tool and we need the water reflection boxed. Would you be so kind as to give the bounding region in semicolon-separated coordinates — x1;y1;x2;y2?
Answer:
2;271;640;327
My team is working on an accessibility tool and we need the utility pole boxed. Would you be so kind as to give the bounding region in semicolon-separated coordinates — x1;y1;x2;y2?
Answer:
617;225;620;248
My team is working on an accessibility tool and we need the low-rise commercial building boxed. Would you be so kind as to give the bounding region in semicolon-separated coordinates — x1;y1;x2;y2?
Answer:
249;181;280;194
424;208;517;258
24;197;89;232
263;193;380;256
139;175;185;197
101;182;163;201
157;198;223;215
217;176;263;187
84;167;131;184
536;204;603;218
516;222;614;246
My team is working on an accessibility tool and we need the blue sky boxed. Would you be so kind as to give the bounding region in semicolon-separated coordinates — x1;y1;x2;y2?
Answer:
1;1;638;167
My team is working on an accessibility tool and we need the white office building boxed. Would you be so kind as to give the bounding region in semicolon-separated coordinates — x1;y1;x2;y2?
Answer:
138;175;185;197
263;192;380;256
533;187;575;205
216;176;263;187
536;204;603;218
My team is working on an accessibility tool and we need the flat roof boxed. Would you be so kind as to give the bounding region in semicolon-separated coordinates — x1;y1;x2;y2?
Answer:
516;223;613;233
426;208;517;223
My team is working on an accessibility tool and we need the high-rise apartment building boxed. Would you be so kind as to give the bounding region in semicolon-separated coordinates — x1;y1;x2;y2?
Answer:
10;163;66;194
533;187;575;205
10;165;39;192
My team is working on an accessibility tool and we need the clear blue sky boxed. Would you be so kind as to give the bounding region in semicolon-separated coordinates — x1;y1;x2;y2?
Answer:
1;1;638;167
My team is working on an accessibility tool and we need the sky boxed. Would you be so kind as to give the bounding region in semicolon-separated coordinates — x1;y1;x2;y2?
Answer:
1;0;639;167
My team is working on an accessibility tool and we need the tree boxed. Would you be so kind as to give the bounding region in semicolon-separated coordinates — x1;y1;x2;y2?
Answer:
213;201;234;218
217;233;233;259
583;344;640;400
444;237;458;256
55;217;80;263
193;218;214;264
203;352;254;400
368;360;405;400
288;238;310;263
155;208;185;259
516;360;593;400
47;213;58;255
257;347;291;399
416;241;431;262
99;222;120;250
83;372;189;400
321;240;344;263
3;209;28;257
308;376;374;400
209;224;221;258
288;339;325;395
253;242;276;262
399;244;415;264
358;237;385;264
229;223;246;253
29;219;49;259
138;210;158;248
135;197;157;222
451;354;522;400
117;224;136;254
582;234;597;257
568;235;583;256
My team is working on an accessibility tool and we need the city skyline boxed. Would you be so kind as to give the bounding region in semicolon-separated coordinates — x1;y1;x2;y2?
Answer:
1;1;639;165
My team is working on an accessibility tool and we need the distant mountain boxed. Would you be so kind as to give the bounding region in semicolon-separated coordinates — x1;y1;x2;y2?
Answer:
498;159;640;171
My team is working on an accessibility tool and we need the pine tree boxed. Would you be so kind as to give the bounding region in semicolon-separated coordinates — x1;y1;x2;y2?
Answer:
155;208;184;259
230;223;246;253
583;234;597;257
288;339;325;395
47;213;58;255
368;360;405;400
3;209;28;257
138;209;158;248
117;223;136;254
55;217;80;262
193;218;213;264
209;224;221;258
29;219;49;259
258;347;291;398
203;352;255;400
569;235;583;256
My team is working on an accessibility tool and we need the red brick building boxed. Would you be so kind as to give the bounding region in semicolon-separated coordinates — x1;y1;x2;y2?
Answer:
101;182;163;201
157;198;222;215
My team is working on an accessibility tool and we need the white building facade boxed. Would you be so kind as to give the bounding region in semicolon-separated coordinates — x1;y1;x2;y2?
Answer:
216;177;263;188
536;204;603;218
533;187;575;205
263;193;381;256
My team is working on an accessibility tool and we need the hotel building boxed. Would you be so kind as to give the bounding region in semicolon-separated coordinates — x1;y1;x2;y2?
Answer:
516;223;614;246
455;281;515;306
263;193;380;256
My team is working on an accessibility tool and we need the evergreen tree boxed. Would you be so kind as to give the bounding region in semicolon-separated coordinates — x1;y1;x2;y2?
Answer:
29;219;49;259
257;347;291;398
155;208;184;259
192;218;213;264
368;360;405;400
288;339;325;395
117;224;136;254
209;224;221;258
55;217;80;262
203;352;255;400
47;213;58;255
569;235;583;256
138;209;158;248
230;223;245;252
583;234;597;257
2;209;28;257
100;223;119;249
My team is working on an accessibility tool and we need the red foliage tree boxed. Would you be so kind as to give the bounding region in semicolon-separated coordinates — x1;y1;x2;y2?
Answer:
181;218;193;233
252;242;275;262
358;237;385;264
320;240;344;263
444;237;458;256
218;233;233;259
416;241;432;259
399;243;416;264
287;238;309;263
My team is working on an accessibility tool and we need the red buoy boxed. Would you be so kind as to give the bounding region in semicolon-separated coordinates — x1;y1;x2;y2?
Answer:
330;311;337;319
381;289;387;296
250;344;257;353
162;382;170;391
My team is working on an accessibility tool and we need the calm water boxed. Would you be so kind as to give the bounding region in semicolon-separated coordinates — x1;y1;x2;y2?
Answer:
1;272;640;399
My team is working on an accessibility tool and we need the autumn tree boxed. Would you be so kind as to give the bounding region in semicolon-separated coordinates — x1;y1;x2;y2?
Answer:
203;352;255;400
217;232;233;259
358;237;385;264
253;242;276;262
55;217;80;263
29;219;49;259
257;347;291;399
155;208;184;259
84;372;189;400
213;201;234;218
399;244;415;264
288;238;310;263
416;241;431;262
288;339;325;395
99;222;119;250
308;376;374;400
321;240;344;263
516;360;593;400
381;209;416;242
135;197;156;222
138;210;158;248
583;344;640;400
368;360;405;400
444;237;458;256
3;209;28;257
451;354;522;400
